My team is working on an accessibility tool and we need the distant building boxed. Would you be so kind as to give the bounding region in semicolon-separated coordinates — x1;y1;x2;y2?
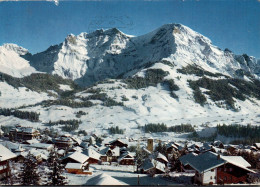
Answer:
147;138;153;152
105;139;128;148
9;126;40;141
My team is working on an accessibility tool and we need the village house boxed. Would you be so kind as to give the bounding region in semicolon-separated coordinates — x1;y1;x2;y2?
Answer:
54;135;73;149
27;143;54;152
156;152;168;166
141;158;165;175
9;126;40;141
118;151;135;165
82;147;101;164
180;151;255;185
61;151;89;165
65;163;92;175
105;139;128;148
99;146;120;162
0;144;17;180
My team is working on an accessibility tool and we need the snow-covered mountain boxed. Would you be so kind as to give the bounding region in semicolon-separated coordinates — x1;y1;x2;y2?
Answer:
1;23;260;136
22;23;259;86
0;44;37;78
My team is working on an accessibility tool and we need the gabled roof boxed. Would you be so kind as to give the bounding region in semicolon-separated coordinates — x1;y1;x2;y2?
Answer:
118;151;134;162
156;153;168;163
109;139;128;145
28;143;54;150
0;144;17;161
62;151;89;164
184;151;256;174
99;146;120;157
185;151;226;173
142;159;165;173
82;148;101;161
86;173;127;185
179;152;198;166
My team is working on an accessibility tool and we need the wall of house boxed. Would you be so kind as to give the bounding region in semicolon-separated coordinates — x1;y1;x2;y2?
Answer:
0;161;10;180
216;164;248;184
202;169;217;185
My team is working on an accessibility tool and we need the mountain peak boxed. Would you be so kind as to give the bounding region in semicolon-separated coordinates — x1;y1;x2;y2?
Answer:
2;43;29;55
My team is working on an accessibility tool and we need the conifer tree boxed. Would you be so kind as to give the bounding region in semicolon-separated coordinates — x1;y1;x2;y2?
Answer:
46;149;67;186
18;152;40;185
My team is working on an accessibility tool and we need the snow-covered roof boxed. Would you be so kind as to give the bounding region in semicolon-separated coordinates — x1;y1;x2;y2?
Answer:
0;144;17;161
184;151;256;174
156;152;168;163
25;139;40;144
28;143;54;150
118;151;135;162
65;163;83;170
142;159;165;173
179;152;198;166
222;156;251;168
254;143;260;149
0;141;21;150
82;147;101;161
99;146;120;157
109;139;128;145
86;173;127;185
63;151;89;164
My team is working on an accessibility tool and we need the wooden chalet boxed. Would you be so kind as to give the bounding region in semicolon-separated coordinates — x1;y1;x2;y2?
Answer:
141;158;165;175
105;139;128;148
65;163;92;175
181;151;255;185
0;144;17;180
9;126;40;141
100;146;120;162
61;151;89;165
118;152;135;165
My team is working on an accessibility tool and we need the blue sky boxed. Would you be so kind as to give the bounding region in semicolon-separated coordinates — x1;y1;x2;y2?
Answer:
0;0;259;58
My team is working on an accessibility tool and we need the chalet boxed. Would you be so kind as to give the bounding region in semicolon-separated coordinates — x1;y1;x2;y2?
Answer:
0;144;17;180
183;151;255;185
156;153;168;166
118;152;135;165
141;158;165;175
82;147;101;164
166;143;178;156
213;141;224;149
65;163;92;175
54;135;73;149
105;139;128;148
100;146;120;162
61;151;89;165
9;126;40;141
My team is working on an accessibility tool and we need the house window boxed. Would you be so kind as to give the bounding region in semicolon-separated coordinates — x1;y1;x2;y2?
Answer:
211;169;214;172
214;176;216;179
210;176;212;179
224;168;227;172
224;176;227;181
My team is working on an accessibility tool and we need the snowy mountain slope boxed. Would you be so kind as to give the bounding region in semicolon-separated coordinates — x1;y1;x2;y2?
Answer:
1;23;260;138
0;44;37;78
26;24;260;86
